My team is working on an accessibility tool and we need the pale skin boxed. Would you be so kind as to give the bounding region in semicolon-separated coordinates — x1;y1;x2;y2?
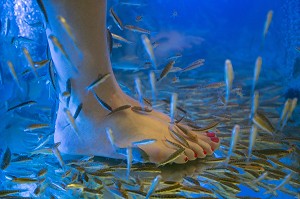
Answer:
43;0;220;164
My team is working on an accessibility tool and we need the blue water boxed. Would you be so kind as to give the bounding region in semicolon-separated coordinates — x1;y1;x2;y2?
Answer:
0;0;299;198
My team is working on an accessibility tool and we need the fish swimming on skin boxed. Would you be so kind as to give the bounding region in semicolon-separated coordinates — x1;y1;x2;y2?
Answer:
87;73;111;91
91;90;112;112
64;108;80;138
73;103;83;119
141;34;156;68
52;144;65;169
57;16;75;42
132;139;157;146
22;47;38;78
107;105;131;116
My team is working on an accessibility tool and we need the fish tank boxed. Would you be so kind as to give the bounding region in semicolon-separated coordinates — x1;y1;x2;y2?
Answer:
0;0;299;198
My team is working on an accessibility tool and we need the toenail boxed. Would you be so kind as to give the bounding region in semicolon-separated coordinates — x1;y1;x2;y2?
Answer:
210;137;219;143
194;152;197;158
211;147;214;151
203;150;207;155
207;132;215;137
184;157;188;162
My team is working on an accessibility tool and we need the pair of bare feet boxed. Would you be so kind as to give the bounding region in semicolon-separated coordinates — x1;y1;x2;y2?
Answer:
44;0;220;165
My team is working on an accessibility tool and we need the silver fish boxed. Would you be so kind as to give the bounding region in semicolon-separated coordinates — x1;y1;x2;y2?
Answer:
224;59;234;105
158;60;175;81
170;93;178;124
87;73;111;91
111;33;133;44
145;175;162;199
125;25;150;34
225;124;240;164
109;8;123;30
141;34;156;68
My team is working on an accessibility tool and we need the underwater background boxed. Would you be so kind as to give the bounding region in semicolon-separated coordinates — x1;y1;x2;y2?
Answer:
0;0;299;198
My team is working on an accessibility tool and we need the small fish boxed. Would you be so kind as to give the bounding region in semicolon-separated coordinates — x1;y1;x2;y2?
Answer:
107;29;113;53
225;125;240;164
264;173;292;195
158;60;175;81
168;126;189;148
34;59;50;68
126;146;132;177
7;60;21;90
0;190;22;197
12;177;38;183
7;100;36;112
91;90;112;112
141;34;156;68
252;56;262;92
86;73;111;91
180;59;205;72
66;183;85;189
73;103;83;119
132;139;157;146
111;33;133;44
247;125;258;161
57;16;75;42
52;144;65;169
146;175;162;199
251;172;268;185
263;10;273;38
49;35;73;68
253;112;275;135
125;25;151;34
37;168;48;177
131;106;152;113
285;97;298;123
149;71;156;101
107;104;131;116
135;77;144;108
170;93;178;124
192;121;220;132
24;124;50;132
224;59;234;105
159;147;185;167
109;7;124;30
105;127;117;151
49;60;57;91
249;91;259;121
1;147;11;170
22;47;37;78
64;108;80;138
175;124;197;141
203;82;226;89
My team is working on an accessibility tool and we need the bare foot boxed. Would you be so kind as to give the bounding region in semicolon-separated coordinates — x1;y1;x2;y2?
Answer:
44;0;220;165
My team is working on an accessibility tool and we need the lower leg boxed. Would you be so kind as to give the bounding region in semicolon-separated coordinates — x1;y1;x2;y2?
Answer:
43;0;220;164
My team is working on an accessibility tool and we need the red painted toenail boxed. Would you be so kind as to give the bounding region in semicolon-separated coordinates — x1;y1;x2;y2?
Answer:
210;137;219;143
203;150;207;155
207;132;216;137
194;152;197;158
184;157;188;162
